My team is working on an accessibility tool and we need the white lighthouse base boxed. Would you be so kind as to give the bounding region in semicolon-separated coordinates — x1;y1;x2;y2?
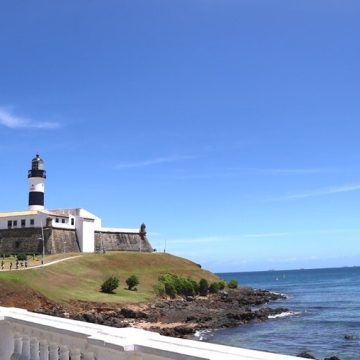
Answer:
28;205;45;211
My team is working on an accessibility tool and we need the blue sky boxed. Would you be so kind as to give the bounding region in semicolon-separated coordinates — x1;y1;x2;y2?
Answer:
1;0;360;272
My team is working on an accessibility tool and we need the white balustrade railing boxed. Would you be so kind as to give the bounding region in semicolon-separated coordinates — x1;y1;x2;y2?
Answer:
0;307;301;360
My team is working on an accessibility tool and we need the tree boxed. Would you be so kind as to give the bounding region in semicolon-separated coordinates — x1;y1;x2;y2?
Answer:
126;275;139;290
17;254;27;261
199;278;209;296
101;276;119;293
209;282;220;294
228;279;238;289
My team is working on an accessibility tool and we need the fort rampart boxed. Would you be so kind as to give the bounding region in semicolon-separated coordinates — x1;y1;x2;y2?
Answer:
0;227;152;254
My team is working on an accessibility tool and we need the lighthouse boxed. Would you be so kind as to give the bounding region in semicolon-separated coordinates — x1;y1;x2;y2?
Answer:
28;154;46;210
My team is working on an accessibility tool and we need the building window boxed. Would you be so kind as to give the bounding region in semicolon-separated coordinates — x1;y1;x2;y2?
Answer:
61;219;65;224
13;220;18;227
7;220;12;229
71;218;75;226
21;219;26;228
55;218;59;223
30;219;35;226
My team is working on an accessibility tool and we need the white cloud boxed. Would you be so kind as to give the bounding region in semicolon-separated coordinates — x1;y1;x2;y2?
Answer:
0;107;60;129
284;183;360;200
114;155;195;169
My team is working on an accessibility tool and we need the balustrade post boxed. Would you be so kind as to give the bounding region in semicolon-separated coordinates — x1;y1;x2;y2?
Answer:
49;342;59;360
70;349;81;360
20;335;30;360
59;345;69;360
30;337;40;360
129;353;143;360
10;332;22;360
39;340;49;360
83;351;95;360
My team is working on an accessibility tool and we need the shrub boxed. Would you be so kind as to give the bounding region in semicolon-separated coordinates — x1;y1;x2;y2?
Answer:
187;277;199;295
126;275;139;290
158;274;200;298
178;277;196;297
218;280;226;290
154;282;166;297
164;281;177;298
16;254;27;261
101;276;119;294
209;282;220;294
228;279;238;289
199;278;209;296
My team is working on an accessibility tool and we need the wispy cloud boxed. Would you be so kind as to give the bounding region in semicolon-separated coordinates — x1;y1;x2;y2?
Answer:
245;168;337;175
152;167;338;180
0;107;60;129
243;232;289;238
244;229;360;238
167;236;222;245
163;228;360;246
114;155;196;169
282;183;360;200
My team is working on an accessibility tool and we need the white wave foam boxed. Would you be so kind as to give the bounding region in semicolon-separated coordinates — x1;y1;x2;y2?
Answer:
270;291;289;299
194;329;212;341
268;311;301;319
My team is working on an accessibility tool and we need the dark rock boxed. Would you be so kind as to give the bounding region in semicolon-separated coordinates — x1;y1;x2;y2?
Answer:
44;286;291;340
110;318;130;328
160;326;195;338
297;352;316;359
324;357;341;360
220;290;228;298
82;312;98;323
344;334;356;340
120;308;148;319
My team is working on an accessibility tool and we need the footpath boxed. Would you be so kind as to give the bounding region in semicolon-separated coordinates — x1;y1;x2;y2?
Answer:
0;255;83;271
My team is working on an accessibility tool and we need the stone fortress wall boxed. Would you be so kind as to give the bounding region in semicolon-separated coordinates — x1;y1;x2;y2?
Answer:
0;225;152;255
95;231;153;252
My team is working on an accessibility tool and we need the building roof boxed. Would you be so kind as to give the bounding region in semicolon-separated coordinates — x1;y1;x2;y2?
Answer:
0;210;40;218
45;212;69;218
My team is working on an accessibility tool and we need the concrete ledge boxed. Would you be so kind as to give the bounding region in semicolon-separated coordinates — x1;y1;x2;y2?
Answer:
0;306;302;360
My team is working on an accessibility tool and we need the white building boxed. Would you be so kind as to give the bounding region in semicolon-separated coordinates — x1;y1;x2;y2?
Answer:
0;155;149;253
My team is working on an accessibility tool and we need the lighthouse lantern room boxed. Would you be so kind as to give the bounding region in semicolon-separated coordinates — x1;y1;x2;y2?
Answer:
28;154;46;210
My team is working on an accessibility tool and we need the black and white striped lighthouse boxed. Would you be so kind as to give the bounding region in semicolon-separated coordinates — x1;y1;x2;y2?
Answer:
28;154;46;210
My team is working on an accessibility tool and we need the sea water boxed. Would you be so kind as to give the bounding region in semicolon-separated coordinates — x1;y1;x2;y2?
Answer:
201;267;360;360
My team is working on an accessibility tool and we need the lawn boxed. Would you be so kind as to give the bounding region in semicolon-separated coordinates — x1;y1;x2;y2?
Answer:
0;252;219;304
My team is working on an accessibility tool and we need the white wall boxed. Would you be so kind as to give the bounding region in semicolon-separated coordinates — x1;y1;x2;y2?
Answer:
53;208;102;230
49;216;76;230
75;217;95;253
0;213;77;231
0;213;48;230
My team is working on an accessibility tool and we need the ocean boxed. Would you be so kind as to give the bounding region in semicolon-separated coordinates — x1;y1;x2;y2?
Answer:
200;267;360;360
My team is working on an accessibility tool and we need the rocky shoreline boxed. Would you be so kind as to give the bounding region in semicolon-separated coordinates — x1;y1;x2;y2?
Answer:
32;287;345;359
35;287;288;338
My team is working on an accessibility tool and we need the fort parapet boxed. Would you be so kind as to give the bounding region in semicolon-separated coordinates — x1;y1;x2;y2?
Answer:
0;225;152;255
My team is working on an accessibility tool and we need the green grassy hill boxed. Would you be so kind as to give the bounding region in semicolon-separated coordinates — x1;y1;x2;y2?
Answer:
0;252;219;306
